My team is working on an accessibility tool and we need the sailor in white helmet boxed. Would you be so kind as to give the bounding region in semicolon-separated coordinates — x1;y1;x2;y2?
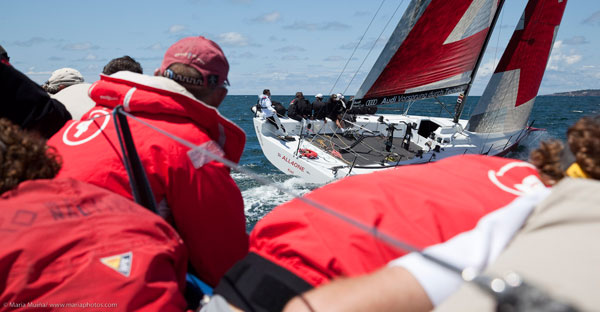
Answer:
312;93;327;121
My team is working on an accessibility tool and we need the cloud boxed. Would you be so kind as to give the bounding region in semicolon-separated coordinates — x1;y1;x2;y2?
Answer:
217;32;257;47
229;51;256;59
75;53;104;62
253;11;281;23
62;42;99;51
83;53;98;61
547;40;582;70
354;10;371;17
340;37;387;50
563;36;589;45
564;55;582;65
168;25;187;34
269;35;286;42
537;63;600;95
25;68;52;76
324;56;346;62
283;21;351;31
274;45;306;53
281;55;308;61
582;10;600;26
48;56;65;61
476;58;500;77
83;64;101;71
145;43;163;51
12;37;47;47
134;56;163;61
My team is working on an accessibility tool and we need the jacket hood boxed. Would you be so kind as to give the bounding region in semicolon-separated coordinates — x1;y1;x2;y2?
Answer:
88;71;245;163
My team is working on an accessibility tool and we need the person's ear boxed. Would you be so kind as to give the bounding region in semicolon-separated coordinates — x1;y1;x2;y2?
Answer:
205;87;228;108
154;68;161;76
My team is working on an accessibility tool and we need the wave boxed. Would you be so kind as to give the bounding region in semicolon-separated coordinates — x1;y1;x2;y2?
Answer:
504;129;553;161
231;171;322;230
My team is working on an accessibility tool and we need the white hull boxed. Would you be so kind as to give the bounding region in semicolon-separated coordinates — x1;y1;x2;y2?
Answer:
254;112;532;184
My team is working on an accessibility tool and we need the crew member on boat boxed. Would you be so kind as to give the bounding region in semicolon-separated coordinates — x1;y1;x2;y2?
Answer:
47;36;248;288
0;59;72;138
325;93;347;130
287;91;312;121
311;93;327;120
0;118;188;310
207;154;546;312
271;100;287;117
42;67;85;95
258;88;288;136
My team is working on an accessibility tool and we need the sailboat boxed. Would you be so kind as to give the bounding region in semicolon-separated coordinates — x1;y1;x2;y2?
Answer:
253;0;568;184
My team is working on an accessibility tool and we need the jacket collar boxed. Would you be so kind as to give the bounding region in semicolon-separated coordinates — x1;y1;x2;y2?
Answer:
89;72;246;163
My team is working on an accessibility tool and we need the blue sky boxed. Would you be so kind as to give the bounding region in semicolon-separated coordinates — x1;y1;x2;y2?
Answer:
1;0;598;96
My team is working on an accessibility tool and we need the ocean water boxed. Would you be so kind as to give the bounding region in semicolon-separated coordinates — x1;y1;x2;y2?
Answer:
218;95;600;229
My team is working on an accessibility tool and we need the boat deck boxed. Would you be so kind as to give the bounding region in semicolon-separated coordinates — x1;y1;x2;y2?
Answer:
307;133;421;166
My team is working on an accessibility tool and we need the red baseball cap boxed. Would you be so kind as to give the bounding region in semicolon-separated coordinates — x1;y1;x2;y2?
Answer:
159;36;229;87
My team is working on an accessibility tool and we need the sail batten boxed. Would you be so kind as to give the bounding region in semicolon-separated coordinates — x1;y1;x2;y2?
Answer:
354;0;501;106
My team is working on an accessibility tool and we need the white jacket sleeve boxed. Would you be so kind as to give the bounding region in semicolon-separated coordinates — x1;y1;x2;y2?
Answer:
259;96;275;112
389;187;551;306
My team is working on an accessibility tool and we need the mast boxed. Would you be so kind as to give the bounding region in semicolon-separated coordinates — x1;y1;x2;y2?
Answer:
453;0;506;123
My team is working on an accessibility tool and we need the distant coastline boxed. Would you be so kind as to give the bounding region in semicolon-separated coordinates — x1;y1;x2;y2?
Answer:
545;89;600;96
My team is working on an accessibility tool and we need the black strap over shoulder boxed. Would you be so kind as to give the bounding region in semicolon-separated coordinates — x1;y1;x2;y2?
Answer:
214;252;313;312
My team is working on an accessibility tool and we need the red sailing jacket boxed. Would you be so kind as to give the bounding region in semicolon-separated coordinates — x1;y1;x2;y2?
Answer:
0;178;187;311
250;155;544;286
48;72;248;286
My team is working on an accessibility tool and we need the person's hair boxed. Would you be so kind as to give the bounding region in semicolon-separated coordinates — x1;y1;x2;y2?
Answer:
167;63;212;100
41;83;59;94
567;115;600;179
263;89;270;95
0;44;9;63
530;115;600;182
103;55;143;75
295;92;303;98
0;118;62;194
529;140;565;182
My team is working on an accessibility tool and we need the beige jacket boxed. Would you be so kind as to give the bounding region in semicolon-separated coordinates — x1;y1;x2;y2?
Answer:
436;178;600;311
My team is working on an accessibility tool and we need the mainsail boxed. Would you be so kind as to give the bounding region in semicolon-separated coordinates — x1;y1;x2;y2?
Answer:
354;0;503;106
467;0;568;133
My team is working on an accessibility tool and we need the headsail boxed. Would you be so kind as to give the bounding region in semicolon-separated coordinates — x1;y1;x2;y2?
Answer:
354;0;503;106
467;0;568;133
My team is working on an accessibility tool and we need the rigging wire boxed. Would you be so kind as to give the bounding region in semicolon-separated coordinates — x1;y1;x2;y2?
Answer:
324;0;405;153
493;4;505;71
480;2;508;151
119;109;425;256
113;98;578;311
342;0;406;96
468;0;505;121
328;0;387;96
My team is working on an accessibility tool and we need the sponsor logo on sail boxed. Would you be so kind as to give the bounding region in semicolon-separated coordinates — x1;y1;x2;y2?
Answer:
488;161;545;196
